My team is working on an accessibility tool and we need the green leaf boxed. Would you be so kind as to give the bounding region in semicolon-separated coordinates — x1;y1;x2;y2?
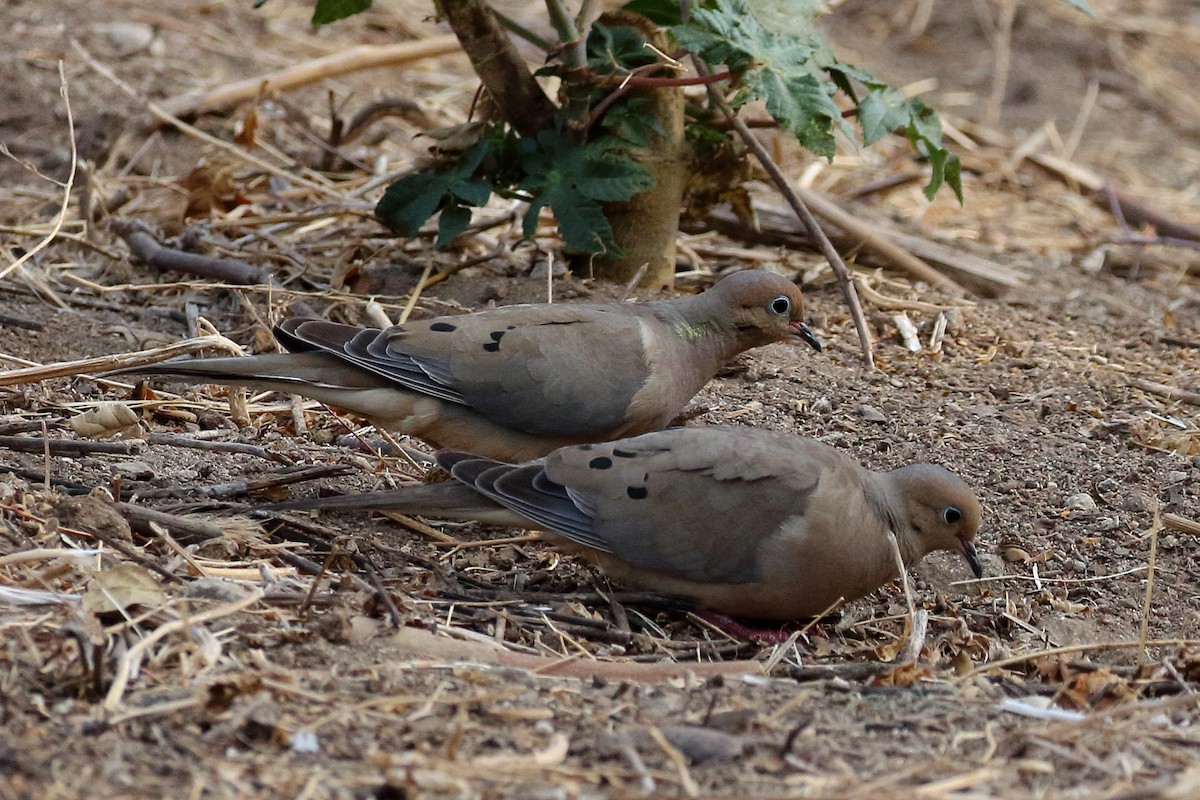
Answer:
674;0;843;156
900;103;963;203
435;203;473;247
600;98;665;147
531;185;615;254
857;87;909;145
518;130;653;254
376;140;492;240
620;0;682;26
743;70;840;157
586;23;657;74
376;172;454;237
312;0;371;26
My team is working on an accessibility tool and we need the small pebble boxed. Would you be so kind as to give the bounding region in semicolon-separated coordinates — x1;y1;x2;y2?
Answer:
1168;471;1188;483
860;404;887;423
111;460;154;480
1065;493;1098;512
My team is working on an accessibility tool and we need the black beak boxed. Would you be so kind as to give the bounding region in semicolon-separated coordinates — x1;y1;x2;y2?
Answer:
791;321;822;352
961;539;983;579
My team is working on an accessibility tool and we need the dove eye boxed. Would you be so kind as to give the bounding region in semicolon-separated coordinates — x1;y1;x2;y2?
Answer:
768;295;791;315
942;506;962;524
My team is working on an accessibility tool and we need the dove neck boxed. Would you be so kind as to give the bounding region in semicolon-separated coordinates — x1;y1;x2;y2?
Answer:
653;292;747;364
867;471;924;565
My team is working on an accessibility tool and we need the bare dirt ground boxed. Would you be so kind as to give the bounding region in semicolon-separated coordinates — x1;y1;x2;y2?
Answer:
2;1;1199;798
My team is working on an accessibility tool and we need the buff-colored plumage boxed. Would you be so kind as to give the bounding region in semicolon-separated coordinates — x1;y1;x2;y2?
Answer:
115;271;820;461
271;427;984;620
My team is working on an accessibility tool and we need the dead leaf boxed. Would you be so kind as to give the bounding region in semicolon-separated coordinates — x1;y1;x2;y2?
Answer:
70;402;140;439
83;564;165;615
1002;545;1033;563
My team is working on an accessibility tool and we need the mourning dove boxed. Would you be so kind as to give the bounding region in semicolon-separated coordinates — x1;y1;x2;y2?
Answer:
272;427;983;620
116;271;821;461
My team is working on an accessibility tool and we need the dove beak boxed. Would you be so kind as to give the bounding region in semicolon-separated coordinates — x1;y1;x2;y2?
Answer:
791;321;822;352
960;538;983;579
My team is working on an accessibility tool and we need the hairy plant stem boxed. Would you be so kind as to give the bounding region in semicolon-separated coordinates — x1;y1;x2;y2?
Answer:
438;0;556;137
693;58;876;369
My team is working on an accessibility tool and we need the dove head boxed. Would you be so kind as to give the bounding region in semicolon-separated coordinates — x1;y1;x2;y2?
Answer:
709;270;822;352
889;463;983;579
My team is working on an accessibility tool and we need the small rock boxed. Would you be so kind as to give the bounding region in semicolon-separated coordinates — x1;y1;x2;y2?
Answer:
1168;471;1188;483
183;578;255;603
1067;558;1087;573
1097;517;1120;531
859;404;887;423
111;460;154;480
93;22;156;55
1065;493;1098;512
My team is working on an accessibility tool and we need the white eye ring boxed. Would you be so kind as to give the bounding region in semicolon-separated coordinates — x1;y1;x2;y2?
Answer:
769;295;791;315
942;506;962;524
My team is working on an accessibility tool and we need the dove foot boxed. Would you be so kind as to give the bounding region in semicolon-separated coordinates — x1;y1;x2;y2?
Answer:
695;611;830;645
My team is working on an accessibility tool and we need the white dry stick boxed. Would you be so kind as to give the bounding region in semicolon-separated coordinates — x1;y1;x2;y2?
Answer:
0;333;248;388
398;262;435;325
104;587;264;712
364;299;393;329
886;529;926;663
893;312;922;353
928;312;948;353
0;62;76;283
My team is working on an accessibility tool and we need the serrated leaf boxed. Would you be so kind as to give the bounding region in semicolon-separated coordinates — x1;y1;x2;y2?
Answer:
601;98;665;148
376;172;452;236
516;130;651;255
857;87;909;145
579;153;655;201
531;184;616;254
587;23;657;73
674;0;840;156
376;141;492;240
747;70;840;157
312;0;371;26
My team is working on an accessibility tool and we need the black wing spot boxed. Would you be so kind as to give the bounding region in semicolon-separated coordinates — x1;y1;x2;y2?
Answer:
490;330;506;342
579;444;594;451
588;457;613;470
430;322;457;332
483;342;500;352
626;486;648;500
507;325;516;330
612;449;637;458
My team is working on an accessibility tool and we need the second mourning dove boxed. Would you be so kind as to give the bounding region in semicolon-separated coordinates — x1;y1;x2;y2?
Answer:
117;271;821;461
272;427;984;620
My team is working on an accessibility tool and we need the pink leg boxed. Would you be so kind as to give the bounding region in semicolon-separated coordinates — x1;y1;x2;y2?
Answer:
696;611;823;645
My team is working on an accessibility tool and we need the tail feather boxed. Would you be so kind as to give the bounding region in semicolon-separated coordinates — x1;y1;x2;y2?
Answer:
106;351;393;392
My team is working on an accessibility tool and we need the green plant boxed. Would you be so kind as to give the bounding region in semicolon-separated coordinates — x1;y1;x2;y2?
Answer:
307;0;1089;284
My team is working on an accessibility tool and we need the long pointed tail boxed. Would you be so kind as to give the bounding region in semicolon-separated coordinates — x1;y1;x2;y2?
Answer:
107;351;385;391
